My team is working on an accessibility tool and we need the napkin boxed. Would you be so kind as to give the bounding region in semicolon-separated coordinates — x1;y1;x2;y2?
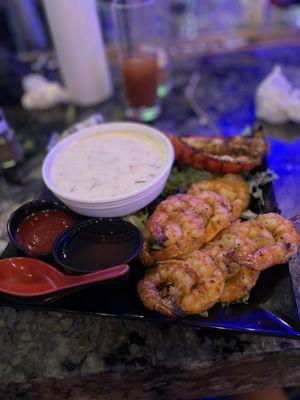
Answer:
21;74;70;110
255;65;300;124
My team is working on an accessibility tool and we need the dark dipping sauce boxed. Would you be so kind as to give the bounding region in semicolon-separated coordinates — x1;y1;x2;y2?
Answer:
55;219;141;273
16;209;75;254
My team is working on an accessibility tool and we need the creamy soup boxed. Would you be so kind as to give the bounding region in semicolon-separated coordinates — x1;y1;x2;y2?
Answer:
50;131;168;200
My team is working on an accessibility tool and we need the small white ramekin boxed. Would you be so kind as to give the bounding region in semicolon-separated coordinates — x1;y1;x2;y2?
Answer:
42;122;174;217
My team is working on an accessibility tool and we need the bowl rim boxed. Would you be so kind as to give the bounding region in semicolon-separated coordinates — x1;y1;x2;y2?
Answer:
52;217;144;274
7;200;78;257
42;122;174;205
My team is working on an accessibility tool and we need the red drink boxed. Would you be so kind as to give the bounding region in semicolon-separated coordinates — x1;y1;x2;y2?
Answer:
122;57;158;108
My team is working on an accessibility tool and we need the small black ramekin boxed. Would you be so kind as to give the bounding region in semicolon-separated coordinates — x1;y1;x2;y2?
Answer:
7;200;77;257
52;218;144;275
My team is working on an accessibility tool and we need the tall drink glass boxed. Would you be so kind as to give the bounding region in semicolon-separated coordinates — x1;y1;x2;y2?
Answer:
112;0;161;122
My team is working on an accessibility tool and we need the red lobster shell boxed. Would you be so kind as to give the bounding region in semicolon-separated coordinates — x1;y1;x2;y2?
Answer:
167;128;269;173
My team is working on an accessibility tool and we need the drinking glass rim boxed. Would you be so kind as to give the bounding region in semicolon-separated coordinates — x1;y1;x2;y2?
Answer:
112;0;154;10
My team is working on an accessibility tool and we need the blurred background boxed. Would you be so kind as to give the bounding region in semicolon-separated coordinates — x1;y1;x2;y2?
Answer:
2;0;300;129
2;0;300;58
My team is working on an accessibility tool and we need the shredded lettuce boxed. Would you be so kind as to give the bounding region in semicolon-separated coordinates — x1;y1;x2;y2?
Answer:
241;292;250;303
220;292;250;307
247;168;279;187
244;168;278;206
162;166;215;197
149;239;164;251
123;208;149;232
240;125;252;137
199;311;209;318
240;209;258;220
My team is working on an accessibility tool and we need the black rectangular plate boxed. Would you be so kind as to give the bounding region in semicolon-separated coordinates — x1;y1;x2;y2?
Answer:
1;170;300;339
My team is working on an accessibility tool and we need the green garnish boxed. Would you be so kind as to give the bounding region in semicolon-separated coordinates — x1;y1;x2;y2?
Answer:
149;239;165;251
123;208;149;232
162;166;215;197
240;292;250;303
199;311;209;318
240;125;253;137
240;209;258;220
243;168;278;206
220;292;250;307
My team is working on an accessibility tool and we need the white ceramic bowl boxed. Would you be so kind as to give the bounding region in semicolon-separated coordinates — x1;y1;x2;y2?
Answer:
42;122;174;217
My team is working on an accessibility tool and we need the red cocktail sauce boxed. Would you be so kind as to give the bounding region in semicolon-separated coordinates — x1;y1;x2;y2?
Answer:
16;209;75;254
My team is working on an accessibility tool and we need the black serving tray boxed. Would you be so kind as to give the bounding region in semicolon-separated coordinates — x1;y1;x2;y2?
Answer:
1;168;300;339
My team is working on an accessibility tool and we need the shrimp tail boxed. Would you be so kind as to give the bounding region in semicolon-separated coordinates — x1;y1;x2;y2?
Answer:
161;303;186;319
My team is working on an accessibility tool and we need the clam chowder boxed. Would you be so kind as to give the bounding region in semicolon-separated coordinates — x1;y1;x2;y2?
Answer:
50;131;168;200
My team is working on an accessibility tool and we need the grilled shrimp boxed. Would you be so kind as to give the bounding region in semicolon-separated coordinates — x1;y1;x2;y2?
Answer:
140;194;208;266
140;191;235;267
233;213;300;271
203;219;278;277
138;251;224;316
182;250;224;311
219;268;260;303
189;174;250;220
137;263;198;317
203;214;299;301
186;189;232;241
202;219;274;302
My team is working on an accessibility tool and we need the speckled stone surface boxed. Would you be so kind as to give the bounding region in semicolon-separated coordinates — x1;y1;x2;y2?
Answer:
1;46;300;399
0;309;300;400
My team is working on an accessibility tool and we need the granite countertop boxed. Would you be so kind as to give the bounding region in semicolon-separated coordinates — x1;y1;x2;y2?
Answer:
1;46;300;400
